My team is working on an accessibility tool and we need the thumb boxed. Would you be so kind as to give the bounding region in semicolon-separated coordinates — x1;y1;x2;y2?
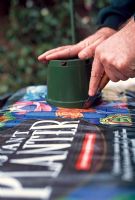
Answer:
78;37;105;59
78;45;94;59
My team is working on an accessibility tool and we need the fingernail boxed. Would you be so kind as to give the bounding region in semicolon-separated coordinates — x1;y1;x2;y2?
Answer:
38;55;43;60
89;90;95;96
80;52;85;57
83;96;93;108
79;52;88;59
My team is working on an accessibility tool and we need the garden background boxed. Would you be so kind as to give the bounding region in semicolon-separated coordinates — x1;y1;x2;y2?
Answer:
0;0;109;95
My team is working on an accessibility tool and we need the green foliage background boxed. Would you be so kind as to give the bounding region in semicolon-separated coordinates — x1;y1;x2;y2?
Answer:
0;0;109;95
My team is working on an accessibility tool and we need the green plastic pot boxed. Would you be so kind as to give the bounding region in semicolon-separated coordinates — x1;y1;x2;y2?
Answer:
46;58;92;108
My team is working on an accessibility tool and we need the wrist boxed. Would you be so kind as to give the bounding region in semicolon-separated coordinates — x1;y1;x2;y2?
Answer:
125;17;135;27
117;17;135;43
134;15;135;23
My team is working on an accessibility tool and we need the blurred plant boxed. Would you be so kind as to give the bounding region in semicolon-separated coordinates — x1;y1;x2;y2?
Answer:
0;0;109;95
0;0;72;94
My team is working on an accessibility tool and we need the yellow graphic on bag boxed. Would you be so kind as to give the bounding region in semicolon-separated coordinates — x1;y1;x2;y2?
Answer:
100;114;132;125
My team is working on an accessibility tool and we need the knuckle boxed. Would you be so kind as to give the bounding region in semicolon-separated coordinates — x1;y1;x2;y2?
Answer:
96;51;113;65
121;77;128;81
100;55;107;63
129;73;135;78
111;78;119;82
102;56;113;65
116;60;128;70
108;74;119;82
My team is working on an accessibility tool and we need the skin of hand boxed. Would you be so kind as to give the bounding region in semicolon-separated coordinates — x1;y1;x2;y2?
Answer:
89;18;135;96
38;27;116;62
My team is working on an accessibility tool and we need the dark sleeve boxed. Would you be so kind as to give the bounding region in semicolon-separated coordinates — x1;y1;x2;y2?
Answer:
97;0;135;30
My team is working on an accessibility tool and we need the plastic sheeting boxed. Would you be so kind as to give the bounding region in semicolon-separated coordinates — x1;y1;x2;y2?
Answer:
0;79;135;200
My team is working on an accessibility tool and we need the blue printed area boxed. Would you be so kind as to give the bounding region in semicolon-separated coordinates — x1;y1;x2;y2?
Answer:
62;184;135;200
8;85;48;102
22;85;47;101
0;86;130;127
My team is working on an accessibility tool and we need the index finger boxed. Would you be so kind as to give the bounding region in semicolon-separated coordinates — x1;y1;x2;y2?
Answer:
45;44;81;60
38;45;71;61
89;56;104;96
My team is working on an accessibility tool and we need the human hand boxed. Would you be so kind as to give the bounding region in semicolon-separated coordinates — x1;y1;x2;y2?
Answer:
38;27;116;61
89;18;135;96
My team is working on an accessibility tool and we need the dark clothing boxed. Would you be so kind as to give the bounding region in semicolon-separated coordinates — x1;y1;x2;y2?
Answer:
97;0;135;30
